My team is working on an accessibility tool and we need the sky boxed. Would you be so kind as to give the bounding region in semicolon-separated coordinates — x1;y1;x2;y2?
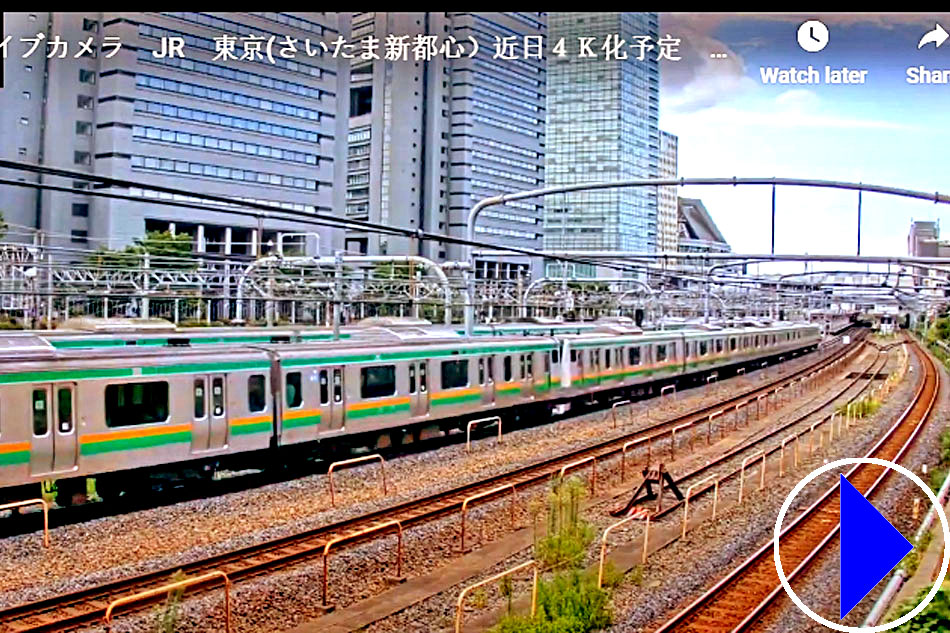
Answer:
658;12;950;270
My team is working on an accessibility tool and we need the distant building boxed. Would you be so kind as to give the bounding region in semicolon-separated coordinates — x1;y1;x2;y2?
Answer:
344;12;547;279
677;197;730;254
543;12;660;277
906;220;950;304
657;130;678;253
0;12;351;257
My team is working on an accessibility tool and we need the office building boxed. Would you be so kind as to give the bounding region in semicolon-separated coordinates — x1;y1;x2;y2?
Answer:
344;12;547;278
658;130;678;253
0;12;350;257
544;12;660;277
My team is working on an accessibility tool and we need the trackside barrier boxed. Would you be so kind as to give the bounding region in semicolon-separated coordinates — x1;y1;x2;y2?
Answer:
660;385;676;401
621;437;651;483
466;416;502;452
611;400;631;429
459;484;517;552
671;422;693;459
738;451;766;504
324;520;403;607
104;571;231;633
597;514;651;589
736;367;746;378
707;410;725;443
780;434;799;476
559;456;597;494
0;499;49;548
328;454;388;507
808;420;825;455
757;394;768;419
456;560;538;633
733;402;745;429
682;475;720;539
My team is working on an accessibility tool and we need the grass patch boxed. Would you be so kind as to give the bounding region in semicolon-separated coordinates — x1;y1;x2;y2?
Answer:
490;476;612;633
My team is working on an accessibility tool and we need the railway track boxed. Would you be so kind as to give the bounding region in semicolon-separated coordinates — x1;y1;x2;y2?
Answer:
654;334;938;633
0;331;864;633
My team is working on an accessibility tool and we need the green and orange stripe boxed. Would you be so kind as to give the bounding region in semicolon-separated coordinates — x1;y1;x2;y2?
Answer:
79;424;192;456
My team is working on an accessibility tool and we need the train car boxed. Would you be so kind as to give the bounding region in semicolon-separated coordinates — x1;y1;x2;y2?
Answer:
0;321;822;504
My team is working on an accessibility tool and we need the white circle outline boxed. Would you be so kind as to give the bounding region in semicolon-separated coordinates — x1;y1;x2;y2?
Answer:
773;457;950;632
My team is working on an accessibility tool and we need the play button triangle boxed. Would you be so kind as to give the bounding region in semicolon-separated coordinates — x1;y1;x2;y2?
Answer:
840;474;913;619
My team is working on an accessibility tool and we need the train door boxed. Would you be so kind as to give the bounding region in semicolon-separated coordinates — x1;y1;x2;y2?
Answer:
409;361;432;415
520;353;534;397
319;366;347;431
479;356;496;405
192;375;228;452
29;383;79;476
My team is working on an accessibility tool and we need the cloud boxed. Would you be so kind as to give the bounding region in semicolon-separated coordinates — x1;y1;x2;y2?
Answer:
666;93;913;132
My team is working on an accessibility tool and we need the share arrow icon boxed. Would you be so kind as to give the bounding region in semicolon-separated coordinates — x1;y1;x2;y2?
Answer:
918;23;949;49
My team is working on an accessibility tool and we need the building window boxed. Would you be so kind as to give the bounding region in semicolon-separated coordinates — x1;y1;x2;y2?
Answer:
71;203;89;217
28;13;37;21
22;91;30;100
18;148;27;156
76;121;93;136
70;230;88;243
82;18;99;32
19;117;29;125
79;69;96;84
74;151;91;166
77;95;94;110
24;65;33;73
105;382;169;427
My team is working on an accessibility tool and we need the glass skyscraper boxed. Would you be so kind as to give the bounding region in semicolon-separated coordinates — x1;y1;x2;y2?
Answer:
544;12;660;275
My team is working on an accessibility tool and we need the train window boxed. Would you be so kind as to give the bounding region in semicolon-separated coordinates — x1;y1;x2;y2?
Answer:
333;368;343;402
700;340;708;356
552;349;560;364
319;370;329;404
419;363;427;393
730;338;737;351
519;355;526;379
657;344;667;362
441;359;469;389
628;347;641;365
486;357;493;383
478;358;485;385
615;348;621;367
248;375;267;413
286;372;302;409
32;389;48;436
194;379;206;419
544;353;550;376
105;381;169;427
212;378;224;416
409;364;417;393
504;356;512;381
361;365;396;399
754;335;760;347
57;388;73;433
526;354;533;377
570;349;578;363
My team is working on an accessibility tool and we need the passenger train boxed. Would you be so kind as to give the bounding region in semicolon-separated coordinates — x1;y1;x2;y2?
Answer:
0;321;821;503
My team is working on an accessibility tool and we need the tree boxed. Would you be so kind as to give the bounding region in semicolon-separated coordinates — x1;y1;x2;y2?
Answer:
87;230;197;270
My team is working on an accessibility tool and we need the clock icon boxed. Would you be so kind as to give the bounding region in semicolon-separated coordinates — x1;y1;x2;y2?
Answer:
797;20;829;52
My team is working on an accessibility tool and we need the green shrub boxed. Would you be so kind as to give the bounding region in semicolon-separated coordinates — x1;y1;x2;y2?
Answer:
490;569;612;633
535;476;594;570
892;582;950;631
154;570;188;633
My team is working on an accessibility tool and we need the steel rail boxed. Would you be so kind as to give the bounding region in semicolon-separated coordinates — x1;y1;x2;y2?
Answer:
654;335;936;633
